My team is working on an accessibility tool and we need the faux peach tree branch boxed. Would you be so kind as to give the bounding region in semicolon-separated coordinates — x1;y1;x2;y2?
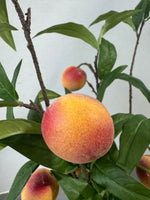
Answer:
11;0;50;108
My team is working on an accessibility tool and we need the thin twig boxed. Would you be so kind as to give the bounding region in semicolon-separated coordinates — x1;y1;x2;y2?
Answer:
11;0;49;108
94;52;99;90
86;80;97;95
129;20;145;114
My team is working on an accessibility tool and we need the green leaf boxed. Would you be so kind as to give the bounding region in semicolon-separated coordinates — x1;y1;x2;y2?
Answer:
38;89;60;102
7;60;22;120
117;73;150;103
98;38;117;80
53;171;100;200
132;0;150;31
27;95;42;123
6;160;39;200
98;10;139;44
34;22;99;50
0;0;16;50
97;65;127;102
0;100;19;107
0;119;77;173
0;143;6;150
117;116;150;174
91;157;150;200
0;22;17;32
90;10;136;31
0;63;19;101
112;113;133;138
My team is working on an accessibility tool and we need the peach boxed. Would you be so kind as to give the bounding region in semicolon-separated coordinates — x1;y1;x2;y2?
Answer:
61;66;86;91
21;168;59;200
136;154;150;189
41;93;114;164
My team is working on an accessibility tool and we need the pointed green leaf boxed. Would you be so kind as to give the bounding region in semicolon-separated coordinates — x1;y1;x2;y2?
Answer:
132;0;150;31
0;101;19;107
35;22;99;50
0;119;77;173
7;60;22;120
0;143;6;150
92;157;150;200
0;22;17;32
0;0;16;50
112;113;133;138
90;10;136;31
117;73;150;103
38;89;60;102
6;160;39;200
53;171;100;200
0;63;19;101
97;65;127;102
98;10;139;44
117;116;150;174
98;38;117;80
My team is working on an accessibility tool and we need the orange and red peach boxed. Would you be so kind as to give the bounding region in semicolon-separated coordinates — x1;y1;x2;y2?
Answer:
61;66;86;91
136;154;150;189
41;93;114;164
21;168;59;200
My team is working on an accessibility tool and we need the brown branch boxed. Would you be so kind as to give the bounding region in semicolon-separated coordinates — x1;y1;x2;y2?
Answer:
86;80;97;96
129;21;145;114
11;0;49;108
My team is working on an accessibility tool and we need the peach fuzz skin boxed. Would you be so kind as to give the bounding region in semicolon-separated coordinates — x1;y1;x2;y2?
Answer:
136;154;150;189
61;66;86;91
21;168;59;200
42;93;114;164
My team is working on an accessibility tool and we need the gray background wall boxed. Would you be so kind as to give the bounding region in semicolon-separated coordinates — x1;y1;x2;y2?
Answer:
0;0;150;199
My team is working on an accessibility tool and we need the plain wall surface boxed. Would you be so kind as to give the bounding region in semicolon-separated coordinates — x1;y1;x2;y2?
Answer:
0;0;150;199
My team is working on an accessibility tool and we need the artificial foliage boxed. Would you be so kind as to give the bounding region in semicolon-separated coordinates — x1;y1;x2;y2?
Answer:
0;0;150;199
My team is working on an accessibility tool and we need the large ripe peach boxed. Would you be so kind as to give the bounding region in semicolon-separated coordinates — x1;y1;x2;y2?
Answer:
21;168;59;200
41;93;114;164
136;154;150;189
61;66;86;91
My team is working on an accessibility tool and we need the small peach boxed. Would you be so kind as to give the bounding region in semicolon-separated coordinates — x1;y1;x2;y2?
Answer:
61;66;86;91
21;168;59;200
42;93;114;164
136;154;150;189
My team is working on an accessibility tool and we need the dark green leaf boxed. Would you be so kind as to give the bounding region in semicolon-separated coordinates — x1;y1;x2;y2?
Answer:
0;63;19;101
0;100;19;107
90;10;136;31
112;113;133;137
98;38;117;80
117;116;150;174
0;0;16;50
105;141;119;162
132;0;150;31
6;160;39;200
92;157;150;200
98;10;139;44
53;171;100;200
0;22;17;32
0;143;6;150
38;89;60;102
0;134;77;174
34;22;99;50
7;60;22;120
0;119;77;173
65;87;71;94
117;73;150;103
97;65;127;102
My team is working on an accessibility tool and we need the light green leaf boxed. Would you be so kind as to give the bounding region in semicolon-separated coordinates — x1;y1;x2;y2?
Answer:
0;101;19;107
7;60;22;120
0;63;19;101
34;22;99;50
97;65;127;102
0;0;16;50
98;10;139;44
90;10;136;31
117;116;150;174
6;160;39;200
38;89;60;102
92;157;150;200
0;22;17;32
53;171;100;200
98;38;117;80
